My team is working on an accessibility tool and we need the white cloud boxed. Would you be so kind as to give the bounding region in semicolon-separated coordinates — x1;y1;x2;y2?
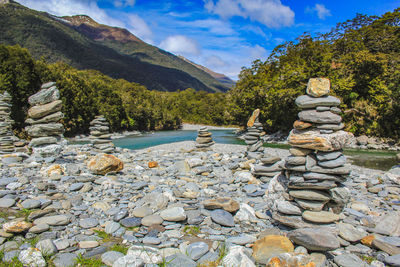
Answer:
305;4;331;20
187;19;235;35
127;14;153;42
204;0;295;28
160;35;201;56
16;0;153;43
205;55;227;68
114;0;135;7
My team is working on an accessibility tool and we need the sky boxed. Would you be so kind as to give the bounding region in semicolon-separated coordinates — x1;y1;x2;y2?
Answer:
16;0;399;80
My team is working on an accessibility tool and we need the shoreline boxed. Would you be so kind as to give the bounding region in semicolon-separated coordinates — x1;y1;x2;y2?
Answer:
180;123;240;131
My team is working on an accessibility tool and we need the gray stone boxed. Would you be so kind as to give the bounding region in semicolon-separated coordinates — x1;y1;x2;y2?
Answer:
385;254;400;267
19;248;46;267
338;223;366;242
69;183;84;191
160;207;186;221
34;215;70;226
112;255;144;267
0;198;15;208
226;234;257;245
299;110;342;124
294;199;326;211
3;250;20;263
288;228;340;251
303;172;345;182
276;200;302;215
286;156;306;165
166;253;196;267
186;242;209;260
29;224;50;234
315;151;342;161
210;209;235;227
105;222;121;234
36;239;57;256
27;100;62;119
28;86;60;106
21;199;41;209
141;214;163;226
26;123;64;137
120;217;141;228
289;190;331;201
79;218;99;229
26;112;64;126
316;123;345;131
271;213;315;229
318;155;346;168
295;95;341;109
143;236;161;245
101;251;124;266
334;253;369;267
53;253;78;267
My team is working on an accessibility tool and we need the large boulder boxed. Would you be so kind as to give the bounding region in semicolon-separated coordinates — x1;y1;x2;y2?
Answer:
288;228;340;251
87;154;124;175
28;100;62;119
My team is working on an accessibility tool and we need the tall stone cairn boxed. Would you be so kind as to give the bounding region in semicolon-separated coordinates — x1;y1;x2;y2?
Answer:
245;109;264;155
89;116;115;153
275;78;351;227
195;126;214;148
25;82;65;157
0;92;16;154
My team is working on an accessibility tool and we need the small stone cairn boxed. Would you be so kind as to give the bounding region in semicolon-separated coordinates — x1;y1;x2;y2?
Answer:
25;82;65;158
244;109;264;155
195;126;214;148
0;92;16;154
274;78;351;226
89;116;115;153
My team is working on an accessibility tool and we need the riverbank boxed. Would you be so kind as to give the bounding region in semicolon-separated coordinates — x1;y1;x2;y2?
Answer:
180;123;240;131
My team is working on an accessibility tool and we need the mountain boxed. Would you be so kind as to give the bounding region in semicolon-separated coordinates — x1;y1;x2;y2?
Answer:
0;1;230;92
178;56;236;88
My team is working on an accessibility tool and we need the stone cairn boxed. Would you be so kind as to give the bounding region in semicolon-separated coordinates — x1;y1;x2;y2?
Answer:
274;78;351;226
25;82;65;158
195;126;214;148
244;109;264;156
0;92;16;154
89;116;115;153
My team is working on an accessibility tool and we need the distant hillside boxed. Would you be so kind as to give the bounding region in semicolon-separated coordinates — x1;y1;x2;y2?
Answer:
0;1;230;92
178;56;236;88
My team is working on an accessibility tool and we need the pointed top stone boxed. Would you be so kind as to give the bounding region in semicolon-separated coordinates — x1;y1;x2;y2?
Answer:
306;78;330;97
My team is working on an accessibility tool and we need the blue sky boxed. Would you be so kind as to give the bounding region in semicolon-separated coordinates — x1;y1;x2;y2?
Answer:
17;0;399;80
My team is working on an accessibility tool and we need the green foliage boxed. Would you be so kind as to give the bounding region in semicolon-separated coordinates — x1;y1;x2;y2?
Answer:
229;8;400;138
75;254;103;267
108;243;129;254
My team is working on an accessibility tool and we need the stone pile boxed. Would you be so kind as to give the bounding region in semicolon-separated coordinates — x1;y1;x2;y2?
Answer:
25;82;65;158
195;126;214;148
252;154;284;183
276;78;351;225
244;109;264;155
89;116;115;153
0;92;16;154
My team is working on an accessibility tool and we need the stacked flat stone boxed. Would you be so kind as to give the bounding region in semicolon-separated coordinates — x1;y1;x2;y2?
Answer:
89;116;115;153
0;92;16;154
25;82;65;157
195;126;214;148
245;109;264;155
253;155;284;183
276;78;351;226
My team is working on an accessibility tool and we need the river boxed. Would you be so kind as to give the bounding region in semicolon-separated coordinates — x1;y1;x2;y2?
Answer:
112;130;397;171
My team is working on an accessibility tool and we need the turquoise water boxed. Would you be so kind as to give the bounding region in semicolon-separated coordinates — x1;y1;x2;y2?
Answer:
112;130;244;150
112;130;397;171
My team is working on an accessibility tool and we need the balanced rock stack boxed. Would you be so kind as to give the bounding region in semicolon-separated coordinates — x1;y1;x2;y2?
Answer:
89;116;115;153
252;155;284;183
276;78;351;226
245;109;264;154
195;126;214;148
25;82;65;157
0;92;16;154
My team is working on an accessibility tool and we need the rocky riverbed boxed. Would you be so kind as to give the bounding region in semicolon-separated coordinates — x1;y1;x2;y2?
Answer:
0;140;399;266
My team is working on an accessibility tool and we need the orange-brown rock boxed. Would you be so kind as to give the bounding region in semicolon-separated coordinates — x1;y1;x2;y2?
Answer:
293;120;312;130
202;197;240;213
87;154;124;175
267;254;316;267
252;235;294;264
361;235;375;246
3;220;32;233
148;161;158;168
46;164;64;176
247;108;260;127
306;78;330;97
288;130;349;152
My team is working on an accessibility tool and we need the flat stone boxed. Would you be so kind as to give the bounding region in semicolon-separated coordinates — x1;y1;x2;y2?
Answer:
26;123;64;137
306;78;330;97
26;112;64;126
112;255;144;267
295;95;340;109
126;245;162;264
372;239;400;256
222;245;256;267
288;228;340;251
294;199;326;211
334;253;369;267
166;253;196;267
293;120;313;130
261;157;281;164
187;242;209;261
19;247;46;267
3;220;32;233
69;183;84;191
143;236;161;245
289;147;312;156
226;234;257;245
247;109;260;127
79;218;99;229
101;251;124;266
272;213;315;229
28;100;62;119
286;156;306;165
34;215;70;226
53;253;78;267
303;172;345;182
160;207;186;221
252;235;294;264
21;199;41;209
202;197;239;213
28;86;60;105
288;129;349;152
302;211;340;223
338;223;367;242
105;222;120;234
120;217;141;228
316;151;343;162
310;165;351;175
36;239;57;256
289;180;337;190
210;209;235;227
276;200;302;215
141;214;163;226
79;240;99;249
318;155;346;168
29;223;49;234
299;110;342;124
289;190;331;201
385;254;400;267
0;198;15;208
87;154;124;175
316;123;345;131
